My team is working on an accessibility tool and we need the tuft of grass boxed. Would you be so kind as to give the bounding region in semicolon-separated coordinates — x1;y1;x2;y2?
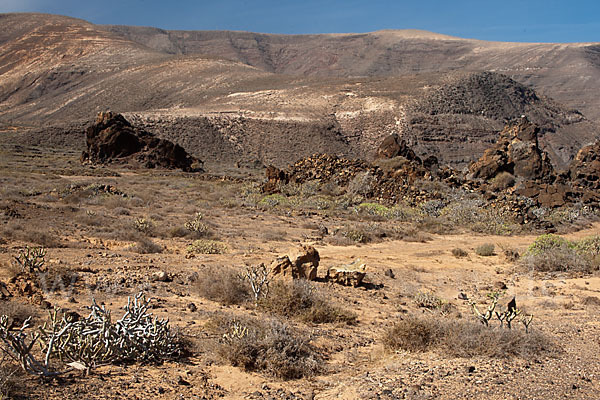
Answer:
475;243;495;257
260;280;356;325
187;240;227;255
383;314;555;358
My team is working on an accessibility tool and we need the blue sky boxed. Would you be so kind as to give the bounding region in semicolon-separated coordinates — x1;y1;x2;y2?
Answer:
1;0;599;43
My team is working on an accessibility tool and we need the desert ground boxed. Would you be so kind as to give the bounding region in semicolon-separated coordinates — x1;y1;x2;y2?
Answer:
2;142;600;400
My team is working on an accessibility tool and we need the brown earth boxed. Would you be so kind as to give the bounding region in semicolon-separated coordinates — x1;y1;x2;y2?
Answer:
3;145;600;399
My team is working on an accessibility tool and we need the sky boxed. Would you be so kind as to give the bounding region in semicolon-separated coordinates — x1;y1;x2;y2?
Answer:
1;0;599;43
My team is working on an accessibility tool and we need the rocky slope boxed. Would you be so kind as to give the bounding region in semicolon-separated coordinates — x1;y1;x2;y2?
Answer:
0;13;598;169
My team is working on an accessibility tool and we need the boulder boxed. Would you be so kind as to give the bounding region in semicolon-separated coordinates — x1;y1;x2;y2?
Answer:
326;259;366;287
468;117;554;182
569;141;600;190
262;165;288;194
270;245;320;281
81;111;201;172
376;133;420;163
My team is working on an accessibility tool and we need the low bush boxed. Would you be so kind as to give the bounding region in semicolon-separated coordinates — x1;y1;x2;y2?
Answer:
383;314;555;358
215;316;322;380
130;238;163;254
475;243;495;256
187;240;227;255
260;280;356;324
193;266;251;305
451;248;468;258
521;234;600;273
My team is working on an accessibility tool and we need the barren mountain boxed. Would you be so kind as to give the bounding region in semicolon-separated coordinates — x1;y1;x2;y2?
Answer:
0;13;598;169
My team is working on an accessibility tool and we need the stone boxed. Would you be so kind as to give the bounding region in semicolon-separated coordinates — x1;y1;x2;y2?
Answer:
468;117;554;182
326;259;366;287
81;111;201;172
152;271;170;282
271;245;319;281
376;133;420;163
384;268;395;279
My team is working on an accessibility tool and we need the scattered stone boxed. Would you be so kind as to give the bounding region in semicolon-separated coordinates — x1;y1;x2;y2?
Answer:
152;271;170;282
384;268;395;279
187;302;197;312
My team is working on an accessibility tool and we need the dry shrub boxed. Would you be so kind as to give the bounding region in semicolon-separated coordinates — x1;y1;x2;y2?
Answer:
0;299;38;325
0;358;23;400
475;243;495;256
214;315;322;380
193;266;251;305
452;248;468;258
2;221;62;247
490;172;515;191
38;265;79;293
383;315;555;358
187;240;227;255
413;292;454;314
520;247;590;273
130;238;163;254
260;280;356;325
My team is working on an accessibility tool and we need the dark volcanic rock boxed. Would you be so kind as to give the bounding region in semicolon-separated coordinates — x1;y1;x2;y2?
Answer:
376;133;420;163
81;111;200;171
569;142;600;190
469;117;554;182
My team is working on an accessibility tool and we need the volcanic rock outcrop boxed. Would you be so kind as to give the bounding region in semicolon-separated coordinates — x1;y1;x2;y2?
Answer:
569;142;600;190
81;112;200;172
468;117;554;182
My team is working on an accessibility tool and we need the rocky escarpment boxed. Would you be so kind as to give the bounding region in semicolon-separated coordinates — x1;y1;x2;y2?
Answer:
81;112;201;172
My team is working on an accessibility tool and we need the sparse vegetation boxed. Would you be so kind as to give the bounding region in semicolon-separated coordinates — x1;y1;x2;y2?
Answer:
187;239;227;255
216;316;321;380
451;248;468;258
193;266;251;305
520;234;600;273
260;280;357;324
383;314;554;358
475;243;495;256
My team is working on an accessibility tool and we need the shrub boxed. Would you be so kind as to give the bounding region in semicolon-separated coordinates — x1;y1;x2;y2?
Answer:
260;280;356;325
520;234;600;273
526;234;571;256
0;300;38;326
216;316;321;380
475;243;495;256
383;315;555;358
490;172;515;191
193;266;251;305
133;217;154;235
187;240;227;255
130;238;163;254
451;248;468;258
184;212;209;238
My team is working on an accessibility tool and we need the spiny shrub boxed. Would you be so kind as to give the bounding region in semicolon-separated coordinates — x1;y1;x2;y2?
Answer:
193;266;251;305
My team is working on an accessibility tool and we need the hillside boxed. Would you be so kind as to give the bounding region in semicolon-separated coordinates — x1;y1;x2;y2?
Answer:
0;13;598;169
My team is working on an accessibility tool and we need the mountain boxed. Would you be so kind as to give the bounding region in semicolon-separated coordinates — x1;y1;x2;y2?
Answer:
0;13;598;169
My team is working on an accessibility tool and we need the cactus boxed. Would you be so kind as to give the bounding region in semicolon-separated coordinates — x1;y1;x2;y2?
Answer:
521;314;534;333
13;246;46;273
469;292;500;327
244;263;271;305
1;292;180;376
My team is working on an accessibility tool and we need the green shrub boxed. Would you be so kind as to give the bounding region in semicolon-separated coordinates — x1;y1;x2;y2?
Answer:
526;234;571;256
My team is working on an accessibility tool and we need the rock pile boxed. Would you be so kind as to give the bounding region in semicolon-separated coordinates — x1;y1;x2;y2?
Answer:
81;111;201;172
468;117;554;182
